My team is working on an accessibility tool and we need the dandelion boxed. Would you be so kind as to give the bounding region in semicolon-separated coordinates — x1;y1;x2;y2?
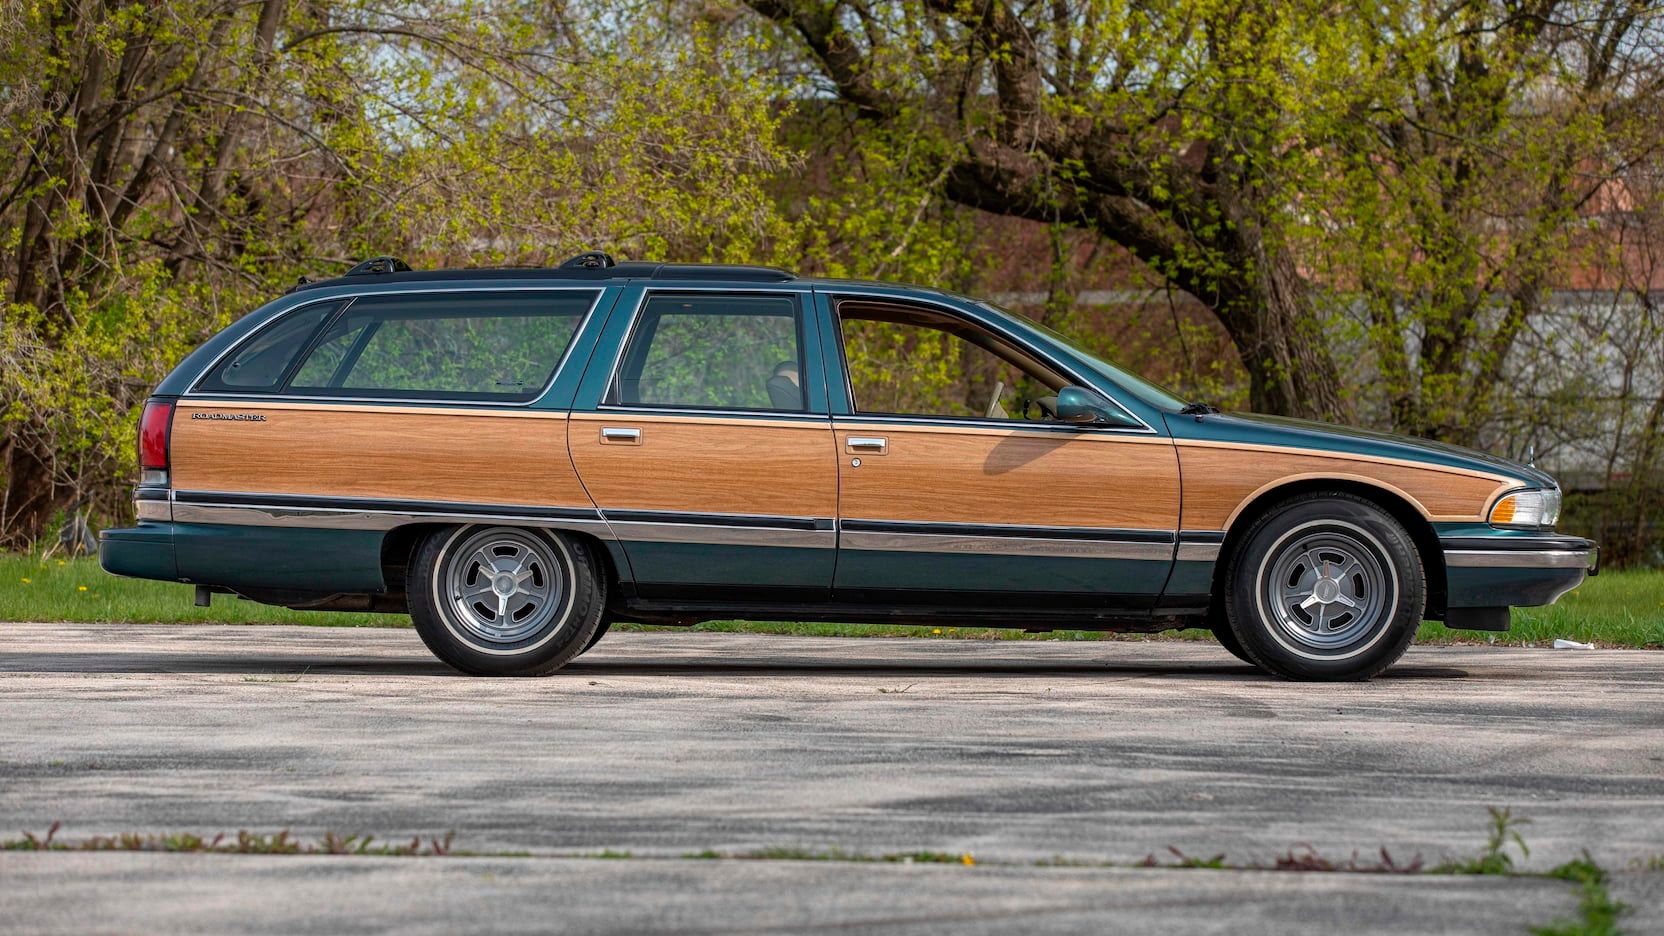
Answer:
931;628;942;635
960;853;975;866
55;560;65;566
77;585;88;592
21;577;31;584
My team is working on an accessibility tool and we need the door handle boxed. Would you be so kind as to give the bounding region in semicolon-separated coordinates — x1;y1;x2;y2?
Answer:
846;436;887;454
600;427;641;444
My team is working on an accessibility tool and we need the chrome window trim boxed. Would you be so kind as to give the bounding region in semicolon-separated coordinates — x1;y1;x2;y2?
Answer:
184;286;607;409
597;286;813;418
823;288;1158;435
829;412;1155;437
591;405;831;423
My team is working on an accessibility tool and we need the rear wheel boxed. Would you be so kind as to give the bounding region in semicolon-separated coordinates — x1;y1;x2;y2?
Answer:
1224;494;1424;680
1209;616;1257;667
409;525;605;676
578;618;613;655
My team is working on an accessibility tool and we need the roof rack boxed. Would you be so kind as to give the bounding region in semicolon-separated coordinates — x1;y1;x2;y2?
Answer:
560;251;615;270
286;254;793;294
344;256;412;276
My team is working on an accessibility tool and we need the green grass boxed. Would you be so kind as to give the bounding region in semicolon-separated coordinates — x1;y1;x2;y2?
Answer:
3;555;1660;648
1417;571;1664;648
0;555;402;628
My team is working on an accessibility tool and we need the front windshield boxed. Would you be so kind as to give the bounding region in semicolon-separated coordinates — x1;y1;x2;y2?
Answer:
973;300;1191;411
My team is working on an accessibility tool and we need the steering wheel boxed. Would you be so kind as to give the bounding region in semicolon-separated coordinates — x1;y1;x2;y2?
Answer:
1024;395;1059;420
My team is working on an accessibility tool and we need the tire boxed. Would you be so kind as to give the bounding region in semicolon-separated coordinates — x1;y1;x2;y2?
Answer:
578;618;613;655
1209;616;1258;667
408;525;606;676
1223;493;1424;681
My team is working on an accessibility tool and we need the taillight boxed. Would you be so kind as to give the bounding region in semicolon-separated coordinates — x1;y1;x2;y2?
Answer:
138;400;173;484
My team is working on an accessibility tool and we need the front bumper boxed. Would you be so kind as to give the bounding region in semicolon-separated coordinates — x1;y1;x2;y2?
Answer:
1442;534;1597;609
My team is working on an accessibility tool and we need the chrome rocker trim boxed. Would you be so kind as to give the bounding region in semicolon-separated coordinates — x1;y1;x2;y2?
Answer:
838;519;1175;561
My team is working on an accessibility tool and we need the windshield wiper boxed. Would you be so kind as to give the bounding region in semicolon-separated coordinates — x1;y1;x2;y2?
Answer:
1179;401;1221;416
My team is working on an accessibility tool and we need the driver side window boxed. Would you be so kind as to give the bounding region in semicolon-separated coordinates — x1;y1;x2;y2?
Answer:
836;300;1065;422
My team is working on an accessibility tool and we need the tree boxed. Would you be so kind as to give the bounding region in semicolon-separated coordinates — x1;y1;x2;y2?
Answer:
1308;0;1664;444
741;0;1664;440
743;0;1374;419
0;0;797;544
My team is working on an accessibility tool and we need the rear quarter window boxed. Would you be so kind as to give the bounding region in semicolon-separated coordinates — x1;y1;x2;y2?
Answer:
199;290;597;403
195;302;346;393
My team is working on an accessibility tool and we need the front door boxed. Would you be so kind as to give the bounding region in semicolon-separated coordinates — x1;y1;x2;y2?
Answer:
569;288;837;600
825;296;1180;606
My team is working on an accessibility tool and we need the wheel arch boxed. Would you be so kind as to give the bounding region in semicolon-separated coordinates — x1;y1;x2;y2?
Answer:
1209;478;1447;620
379;523;625;608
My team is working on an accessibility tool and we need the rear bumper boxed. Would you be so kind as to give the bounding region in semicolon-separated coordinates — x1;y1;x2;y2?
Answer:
99;523;179;582
1442;534;1596;610
103;520;387;593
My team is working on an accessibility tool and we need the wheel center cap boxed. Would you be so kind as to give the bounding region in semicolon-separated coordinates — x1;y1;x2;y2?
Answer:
492;574;516;596
1313;579;1341;603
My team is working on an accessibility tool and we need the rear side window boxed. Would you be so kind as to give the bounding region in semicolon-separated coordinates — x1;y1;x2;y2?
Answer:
609;294;804;411
197;302;345;393
205;291;596;402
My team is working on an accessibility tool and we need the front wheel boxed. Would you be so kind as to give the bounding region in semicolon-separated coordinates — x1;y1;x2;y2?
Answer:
408;526;606;676
1223;494;1425;681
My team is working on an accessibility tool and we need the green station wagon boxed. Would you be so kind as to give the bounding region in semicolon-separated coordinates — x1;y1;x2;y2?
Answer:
101;253;1597;680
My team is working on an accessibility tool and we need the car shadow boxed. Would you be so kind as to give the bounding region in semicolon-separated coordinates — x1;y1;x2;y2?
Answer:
567;660;1470;680
0;652;1468;681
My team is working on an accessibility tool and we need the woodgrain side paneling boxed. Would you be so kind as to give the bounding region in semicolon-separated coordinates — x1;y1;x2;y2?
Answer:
834;422;1181;530
570;413;838;518
1176;442;1515;529
171;402;592;508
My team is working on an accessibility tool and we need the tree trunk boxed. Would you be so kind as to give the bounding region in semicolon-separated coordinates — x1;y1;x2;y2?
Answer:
1214;256;1350;421
1;440;58;550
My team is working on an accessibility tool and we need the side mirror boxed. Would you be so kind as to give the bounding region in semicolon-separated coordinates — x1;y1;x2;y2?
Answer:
1056;386;1138;427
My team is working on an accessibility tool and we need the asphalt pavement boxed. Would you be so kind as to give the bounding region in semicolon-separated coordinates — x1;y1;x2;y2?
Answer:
1;623;1659;934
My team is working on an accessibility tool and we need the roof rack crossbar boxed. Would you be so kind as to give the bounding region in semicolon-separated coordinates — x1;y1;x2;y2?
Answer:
345;256;412;276
560;251;615;270
285;258;795;293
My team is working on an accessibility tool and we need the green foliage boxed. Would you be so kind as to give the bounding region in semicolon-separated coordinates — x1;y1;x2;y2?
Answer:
4;822;459;856
0;0;804;542
2;0;1662;557
20;555;1659;646
1535;853;1630;936
1;554;404;627
1434;807;1531;875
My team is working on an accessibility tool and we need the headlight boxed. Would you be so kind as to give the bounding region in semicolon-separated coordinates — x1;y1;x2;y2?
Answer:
1489;488;1561;529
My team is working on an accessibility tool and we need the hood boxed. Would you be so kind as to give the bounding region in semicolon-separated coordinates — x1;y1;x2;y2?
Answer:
1170;412;1558;489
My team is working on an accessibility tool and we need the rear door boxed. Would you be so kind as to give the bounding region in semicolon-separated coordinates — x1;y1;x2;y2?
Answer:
568;286;838;601
822;293;1181;607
